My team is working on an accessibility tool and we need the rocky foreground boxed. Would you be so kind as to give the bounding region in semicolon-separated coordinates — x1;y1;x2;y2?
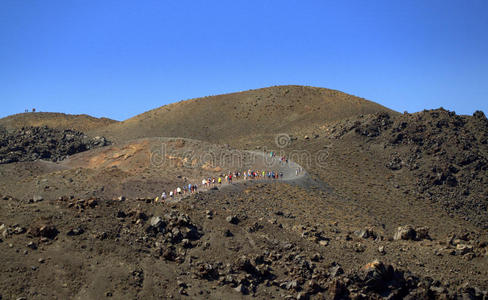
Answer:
0;107;487;299
1;182;487;299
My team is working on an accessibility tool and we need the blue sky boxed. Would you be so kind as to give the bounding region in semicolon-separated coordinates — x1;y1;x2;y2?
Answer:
1;1;487;121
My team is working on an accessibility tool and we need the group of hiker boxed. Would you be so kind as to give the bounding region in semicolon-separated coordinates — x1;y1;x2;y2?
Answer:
155;168;292;204
154;151;305;204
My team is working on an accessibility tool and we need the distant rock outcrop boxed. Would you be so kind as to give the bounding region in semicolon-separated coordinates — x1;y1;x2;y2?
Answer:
0;126;110;164
0;112;117;132
328;108;488;228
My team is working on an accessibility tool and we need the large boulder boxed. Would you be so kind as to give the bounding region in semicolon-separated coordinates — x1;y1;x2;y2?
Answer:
393;225;430;241
393;225;417;241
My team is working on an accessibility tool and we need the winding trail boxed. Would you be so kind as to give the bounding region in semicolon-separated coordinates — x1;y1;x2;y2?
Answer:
165;150;331;203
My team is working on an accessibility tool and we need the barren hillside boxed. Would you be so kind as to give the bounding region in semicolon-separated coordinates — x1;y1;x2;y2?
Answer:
92;85;396;146
1;88;488;299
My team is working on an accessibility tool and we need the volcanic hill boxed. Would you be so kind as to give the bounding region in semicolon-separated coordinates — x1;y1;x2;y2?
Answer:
1;86;488;299
91;85;395;146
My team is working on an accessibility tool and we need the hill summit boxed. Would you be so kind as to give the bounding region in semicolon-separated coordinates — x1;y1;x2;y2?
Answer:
92;85;395;146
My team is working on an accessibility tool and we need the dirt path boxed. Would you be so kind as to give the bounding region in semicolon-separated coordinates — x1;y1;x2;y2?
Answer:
165;150;316;203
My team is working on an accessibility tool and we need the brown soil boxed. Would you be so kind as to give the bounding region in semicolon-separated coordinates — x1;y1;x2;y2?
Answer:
90;85;395;145
1;87;487;299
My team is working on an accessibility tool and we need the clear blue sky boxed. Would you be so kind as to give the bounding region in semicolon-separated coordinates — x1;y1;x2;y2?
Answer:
1;1;487;121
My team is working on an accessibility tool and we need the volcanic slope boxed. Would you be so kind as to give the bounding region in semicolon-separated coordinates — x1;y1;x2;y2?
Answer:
0;112;117;132
284;108;488;230
1;105;488;298
0;137;288;201
91;85;396;146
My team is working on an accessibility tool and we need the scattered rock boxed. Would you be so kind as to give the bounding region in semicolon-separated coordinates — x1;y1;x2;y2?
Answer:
13;226;26;235
355;227;377;239
149;216;164;228
178;287;187;295
455;244;473;255
162;248;176;261
0;126;110;164
353;243;366;252
393;225;430;241
247;222;263;233
328;279;348;300
28;224;58;239
181;239;192;248
319;240;329;247
27;241;37;250
67;227;84;236
285;280;299;291
311;253;322;262
234;284;248;294
393;225;416;241
415;226;430;240
226;215;239;225
32;195;44;203
329;264;344;277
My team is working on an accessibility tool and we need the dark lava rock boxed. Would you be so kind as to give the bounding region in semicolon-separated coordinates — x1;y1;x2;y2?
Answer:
329;263;344;277
234;284;249;294
28;225;59;239
116;210;127;218
226;215;239;225
0;126;110;164
393;225;417;241
330;108;488;228
162;247;177;261
393;225;430;241
67;227;84;236
27;241;37;250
